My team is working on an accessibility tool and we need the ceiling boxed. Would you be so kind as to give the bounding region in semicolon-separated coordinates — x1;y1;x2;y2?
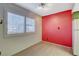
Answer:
16;3;74;16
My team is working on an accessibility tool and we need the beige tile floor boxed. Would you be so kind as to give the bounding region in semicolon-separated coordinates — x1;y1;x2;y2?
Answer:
14;41;73;56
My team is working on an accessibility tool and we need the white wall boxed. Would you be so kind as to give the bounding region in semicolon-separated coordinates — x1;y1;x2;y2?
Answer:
72;4;79;12
0;4;42;56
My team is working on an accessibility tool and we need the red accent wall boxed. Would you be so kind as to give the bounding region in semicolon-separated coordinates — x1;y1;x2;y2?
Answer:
42;10;72;47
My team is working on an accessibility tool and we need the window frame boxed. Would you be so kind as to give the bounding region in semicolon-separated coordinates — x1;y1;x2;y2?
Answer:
3;8;26;37
7;12;25;34
3;8;36;37
25;17;36;33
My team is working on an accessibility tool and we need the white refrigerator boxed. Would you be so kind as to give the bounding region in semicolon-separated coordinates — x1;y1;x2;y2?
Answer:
72;19;79;55
72;3;79;55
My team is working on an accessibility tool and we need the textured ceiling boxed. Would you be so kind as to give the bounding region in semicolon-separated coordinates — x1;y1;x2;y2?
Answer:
16;3;74;16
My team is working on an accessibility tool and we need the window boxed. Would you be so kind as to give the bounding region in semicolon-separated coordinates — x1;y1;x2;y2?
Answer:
6;11;35;35
7;12;25;34
26;17;35;32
